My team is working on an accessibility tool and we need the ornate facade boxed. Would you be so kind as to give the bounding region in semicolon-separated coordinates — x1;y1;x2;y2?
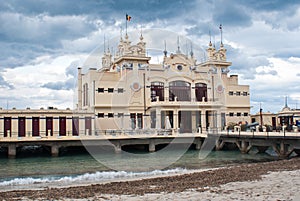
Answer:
78;33;251;133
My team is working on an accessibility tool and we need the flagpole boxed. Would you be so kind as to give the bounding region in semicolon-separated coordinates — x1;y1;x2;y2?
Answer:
125;13;128;36
219;24;223;45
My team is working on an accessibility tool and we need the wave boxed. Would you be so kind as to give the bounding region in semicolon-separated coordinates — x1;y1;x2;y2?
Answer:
0;168;190;187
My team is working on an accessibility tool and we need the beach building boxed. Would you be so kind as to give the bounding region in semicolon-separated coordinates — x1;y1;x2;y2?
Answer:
78;33;251;133
250;98;300;131
0;107;94;138
0;33;251;138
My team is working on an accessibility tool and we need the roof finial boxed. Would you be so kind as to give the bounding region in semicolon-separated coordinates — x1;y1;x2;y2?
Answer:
176;36;181;53
163;40;167;57
107;38;110;54
219;24;223;47
120;27;123;41
140;24;143;41
104;34;106;54
209;30;212;46
213;35;216;48
190;42;194;57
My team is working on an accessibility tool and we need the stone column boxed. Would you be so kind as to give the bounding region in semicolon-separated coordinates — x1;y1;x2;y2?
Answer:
114;142;122;154
51;145;59;157
8;144;16;158
191;83;196;102
195;138;202;150
155;108;161;129
173;109;178;129
201;110;206;132
77;67;83;110
165;82;169;102
149;139;155;152
191;111;197;133
217;111;222;132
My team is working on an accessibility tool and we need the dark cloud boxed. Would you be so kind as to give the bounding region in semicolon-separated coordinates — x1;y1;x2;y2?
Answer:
0;42;56;68
239;0;299;12
41;60;78;90
41;78;75;90
0;12;98;47
212;2;252;27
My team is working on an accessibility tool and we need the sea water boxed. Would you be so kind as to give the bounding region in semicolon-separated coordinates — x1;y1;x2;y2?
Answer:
0;147;278;191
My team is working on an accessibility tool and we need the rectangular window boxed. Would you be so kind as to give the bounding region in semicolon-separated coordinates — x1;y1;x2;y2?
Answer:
229;91;234;96
243;91;248;96
97;113;104;118
244;112;248;116
97;88;104;93
117;113;124;118
229;112;234;117
236;91;241;96
137;113;143;129
237;112;241;117
118;88;124;93
108;113;114;118
108;88;114;93
130;113;136;129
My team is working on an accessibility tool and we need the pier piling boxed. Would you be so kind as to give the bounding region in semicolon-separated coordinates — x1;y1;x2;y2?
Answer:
8;144;16;158
51;145;59;157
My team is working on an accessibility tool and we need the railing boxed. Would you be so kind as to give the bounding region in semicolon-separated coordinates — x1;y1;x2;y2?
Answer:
150;97;220;106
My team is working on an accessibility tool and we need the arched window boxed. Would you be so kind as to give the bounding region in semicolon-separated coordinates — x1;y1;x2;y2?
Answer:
169;81;191;101
195;83;207;102
151;82;164;102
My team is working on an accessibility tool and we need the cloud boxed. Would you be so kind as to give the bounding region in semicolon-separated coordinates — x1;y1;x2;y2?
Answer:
0;12;98;46
1;0;300;113
212;2;252;27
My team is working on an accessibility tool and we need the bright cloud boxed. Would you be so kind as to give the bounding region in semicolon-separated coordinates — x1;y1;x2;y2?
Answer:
0;0;299;113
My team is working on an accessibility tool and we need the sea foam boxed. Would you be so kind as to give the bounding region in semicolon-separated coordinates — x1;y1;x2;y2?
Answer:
0;168;189;187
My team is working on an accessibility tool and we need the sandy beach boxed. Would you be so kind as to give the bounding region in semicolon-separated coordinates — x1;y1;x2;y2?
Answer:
1;157;300;200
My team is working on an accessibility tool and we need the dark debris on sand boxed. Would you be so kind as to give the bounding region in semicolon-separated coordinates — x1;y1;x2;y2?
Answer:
2;157;300;200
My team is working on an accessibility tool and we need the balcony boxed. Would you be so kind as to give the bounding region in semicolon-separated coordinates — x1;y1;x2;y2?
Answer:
149;96;222;107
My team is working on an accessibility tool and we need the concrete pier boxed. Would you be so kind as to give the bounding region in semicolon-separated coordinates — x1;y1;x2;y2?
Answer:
215;139;225;151
2;131;300;158
51;145;59;157
8;144;16;158
114;143;122;154
195;138;202;150
272;141;294;158
149;139;156;152
235;140;252;154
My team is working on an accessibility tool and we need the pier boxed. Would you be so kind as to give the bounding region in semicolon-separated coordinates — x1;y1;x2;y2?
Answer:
1;128;300;158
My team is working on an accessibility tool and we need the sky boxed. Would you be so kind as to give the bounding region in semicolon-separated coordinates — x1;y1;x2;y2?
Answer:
0;0;300;113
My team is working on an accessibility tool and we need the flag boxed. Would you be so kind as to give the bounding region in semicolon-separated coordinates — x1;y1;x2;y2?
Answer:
126;14;131;21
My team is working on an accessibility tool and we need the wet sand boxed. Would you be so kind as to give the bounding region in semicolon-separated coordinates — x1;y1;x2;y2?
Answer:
1;157;300;200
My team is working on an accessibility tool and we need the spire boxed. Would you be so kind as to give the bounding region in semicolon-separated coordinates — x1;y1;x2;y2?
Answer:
209;30;212;46
120;27;123;42
190;42;194;57
213;35;216;48
285;96;288;108
140;25;143;41
104;34;106;54
219;24;223;47
163;40;167;57
107;38;110;54
176;36;181;54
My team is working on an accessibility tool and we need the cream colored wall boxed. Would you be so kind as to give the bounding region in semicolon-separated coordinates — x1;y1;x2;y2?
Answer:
0;109;94;137
251;113;277;126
